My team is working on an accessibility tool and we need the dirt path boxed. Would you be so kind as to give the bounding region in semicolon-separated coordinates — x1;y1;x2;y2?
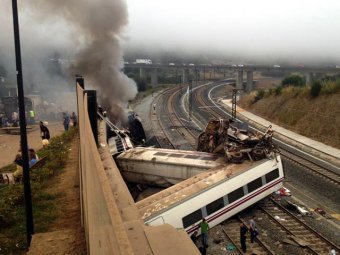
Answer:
0;122;64;168
27;138;87;255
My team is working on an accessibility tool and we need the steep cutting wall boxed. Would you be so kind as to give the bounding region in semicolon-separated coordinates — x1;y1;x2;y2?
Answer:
238;92;340;149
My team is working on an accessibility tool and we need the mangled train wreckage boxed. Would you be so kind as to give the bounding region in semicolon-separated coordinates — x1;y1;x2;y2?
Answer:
197;118;279;163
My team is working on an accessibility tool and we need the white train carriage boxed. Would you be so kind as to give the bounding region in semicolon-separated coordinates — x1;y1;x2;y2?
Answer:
137;155;284;235
116;147;225;186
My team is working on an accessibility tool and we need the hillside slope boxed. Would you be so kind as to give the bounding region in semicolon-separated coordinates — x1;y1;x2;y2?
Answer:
238;90;340;149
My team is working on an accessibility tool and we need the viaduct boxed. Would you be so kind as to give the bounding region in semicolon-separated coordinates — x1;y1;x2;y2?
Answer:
124;63;340;91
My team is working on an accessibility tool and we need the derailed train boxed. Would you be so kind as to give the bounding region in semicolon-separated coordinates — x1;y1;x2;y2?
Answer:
139;155;284;235
104;112;284;235
117;118;284;235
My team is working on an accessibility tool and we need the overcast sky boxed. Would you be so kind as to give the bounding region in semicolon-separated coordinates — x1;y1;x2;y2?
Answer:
124;0;340;63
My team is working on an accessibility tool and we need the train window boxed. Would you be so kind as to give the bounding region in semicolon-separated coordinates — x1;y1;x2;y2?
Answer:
228;187;244;204
265;168;279;183
247;177;263;193
200;156;218;161
184;155;200;159
154;152;168;156
206;197;225;215
168;153;183;158
182;209;203;228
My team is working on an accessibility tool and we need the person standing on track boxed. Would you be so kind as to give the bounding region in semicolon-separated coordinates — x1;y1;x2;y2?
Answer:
199;218;209;248
240;222;248;253
249;215;258;243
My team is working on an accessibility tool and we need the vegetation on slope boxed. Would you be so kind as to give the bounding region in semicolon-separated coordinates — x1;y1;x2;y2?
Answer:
238;75;340;149
0;127;78;254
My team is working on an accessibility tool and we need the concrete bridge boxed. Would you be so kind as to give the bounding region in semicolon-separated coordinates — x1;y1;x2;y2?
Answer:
124;63;340;92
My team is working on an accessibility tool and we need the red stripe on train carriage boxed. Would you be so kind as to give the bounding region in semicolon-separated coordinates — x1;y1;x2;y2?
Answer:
187;178;284;234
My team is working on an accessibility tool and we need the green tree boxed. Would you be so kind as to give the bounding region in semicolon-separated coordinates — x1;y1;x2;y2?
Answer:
310;81;322;98
282;75;305;87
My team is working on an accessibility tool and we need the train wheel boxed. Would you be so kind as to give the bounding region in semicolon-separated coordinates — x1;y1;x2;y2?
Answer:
253;149;264;160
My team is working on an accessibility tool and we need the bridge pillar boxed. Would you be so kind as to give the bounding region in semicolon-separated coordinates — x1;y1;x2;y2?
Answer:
246;71;253;92
139;68;146;80
236;70;243;89
151;68;158;87
182;68;189;83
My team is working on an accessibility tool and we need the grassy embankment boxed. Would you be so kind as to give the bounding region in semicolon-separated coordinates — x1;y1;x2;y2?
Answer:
0;127;77;254
238;79;340;149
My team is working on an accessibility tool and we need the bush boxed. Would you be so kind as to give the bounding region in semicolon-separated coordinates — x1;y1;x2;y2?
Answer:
282;75;305;87
310;81;322;98
252;90;265;103
274;86;283;95
321;79;340;95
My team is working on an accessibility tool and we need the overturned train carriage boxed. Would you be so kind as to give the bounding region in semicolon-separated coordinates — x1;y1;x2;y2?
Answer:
137;155;284;234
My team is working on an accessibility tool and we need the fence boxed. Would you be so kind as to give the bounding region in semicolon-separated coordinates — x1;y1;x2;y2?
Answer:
76;84;199;255
77;84;134;254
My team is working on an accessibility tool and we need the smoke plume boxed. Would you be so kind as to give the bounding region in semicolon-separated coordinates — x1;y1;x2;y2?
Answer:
1;0;137;122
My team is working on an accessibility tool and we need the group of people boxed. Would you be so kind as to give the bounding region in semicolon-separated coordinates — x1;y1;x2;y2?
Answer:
12;119;52;181
0;111;19;127
12;110;78;180
190;216;258;254
240;216;258;253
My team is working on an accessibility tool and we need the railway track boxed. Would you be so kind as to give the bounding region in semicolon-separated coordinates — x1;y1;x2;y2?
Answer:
151;87;177;149
221;217;274;255
257;198;339;254
190;82;340;187
167;87;197;148
280;149;340;186
150;82;339;254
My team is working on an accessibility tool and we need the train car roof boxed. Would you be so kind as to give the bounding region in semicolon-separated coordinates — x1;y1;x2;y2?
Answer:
136;158;267;220
117;147;225;169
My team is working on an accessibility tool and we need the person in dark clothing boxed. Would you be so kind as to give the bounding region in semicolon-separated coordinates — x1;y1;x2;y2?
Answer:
71;112;77;126
240;222;248;253
62;112;70;131
39;121;50;140
190;231;198;243
199;246;207;255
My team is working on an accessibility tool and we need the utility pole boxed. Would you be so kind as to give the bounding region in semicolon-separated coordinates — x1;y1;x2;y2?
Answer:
189;80;193;121
195;68;198;87
203;66;206;82
179;75;182;94
12;0;34;247
231;89;243;121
